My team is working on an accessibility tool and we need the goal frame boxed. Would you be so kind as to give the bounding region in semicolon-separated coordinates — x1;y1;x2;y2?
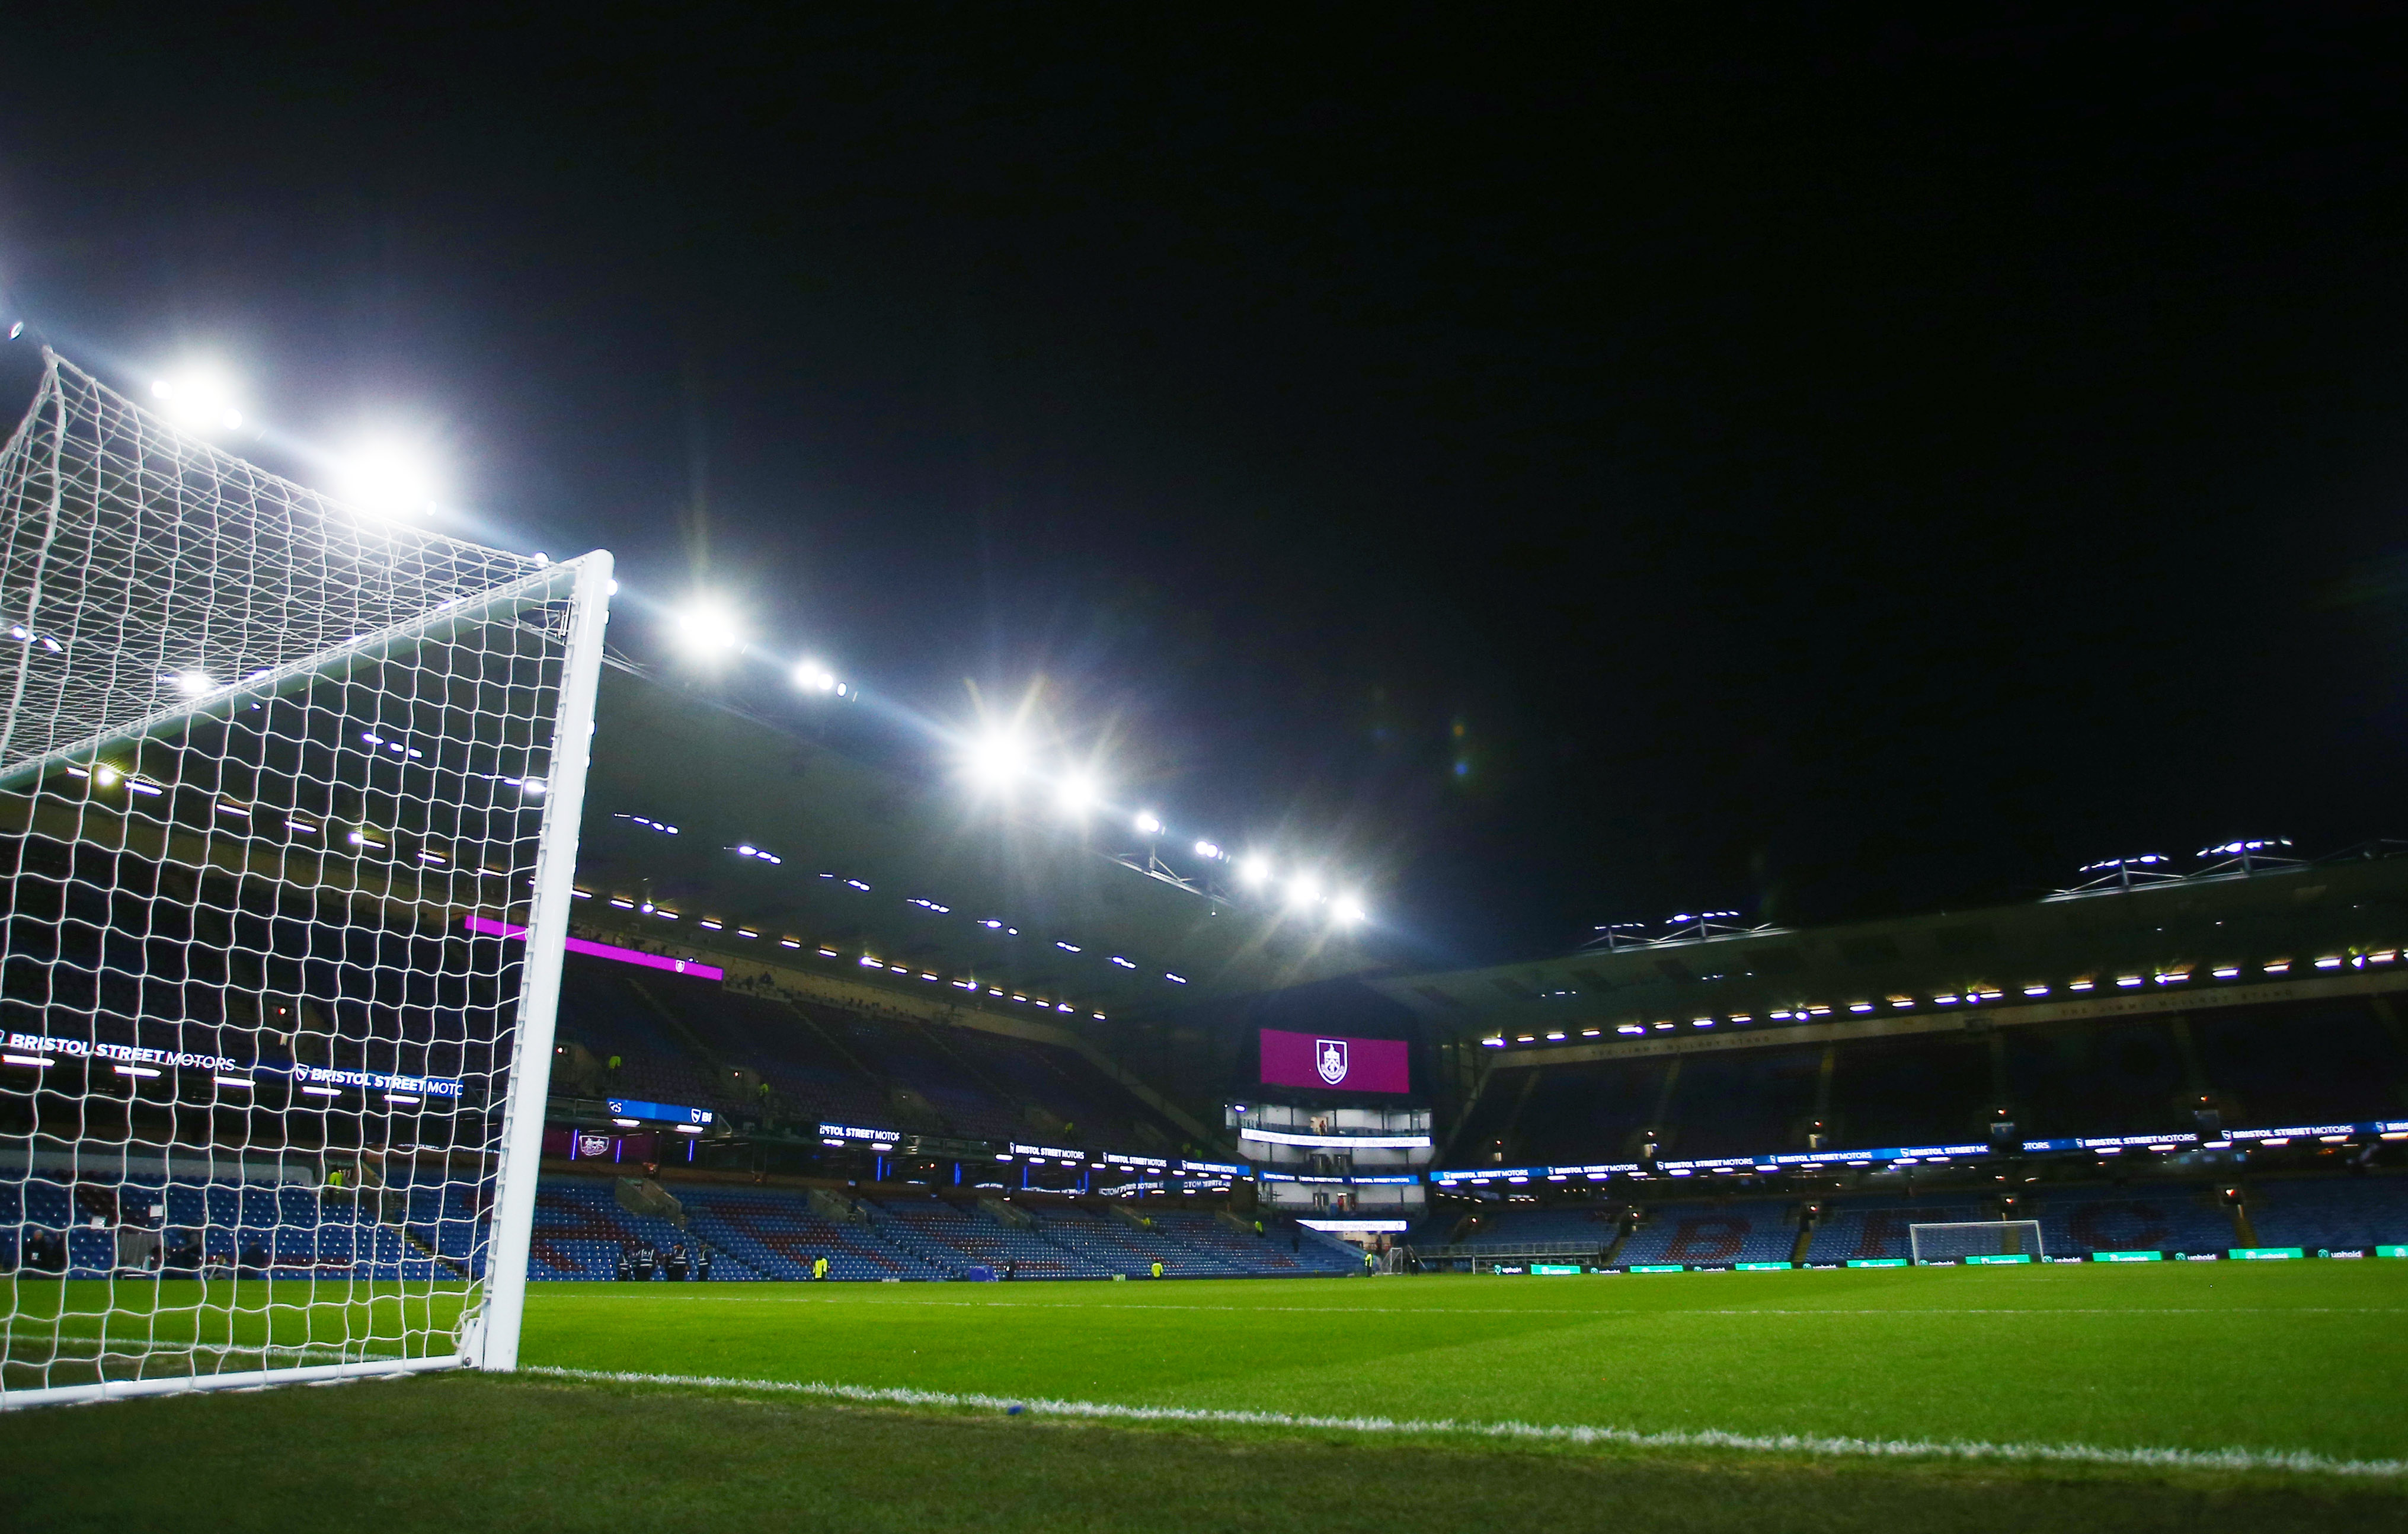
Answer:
1908;1219;2045;1264
0;351;612;1406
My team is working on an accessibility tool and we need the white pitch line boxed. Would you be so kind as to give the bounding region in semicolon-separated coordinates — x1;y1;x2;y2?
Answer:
521;1364;2407;1479
527;1293;2407;1318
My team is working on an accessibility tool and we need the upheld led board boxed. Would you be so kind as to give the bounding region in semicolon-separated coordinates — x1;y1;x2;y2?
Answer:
1259;1029;1410;1094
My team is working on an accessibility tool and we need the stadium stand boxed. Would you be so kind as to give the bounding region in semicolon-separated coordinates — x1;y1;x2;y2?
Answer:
1654;1046;1823;1161
0;1164;485;1282
2243;1174;2408;1251
513;1174;1366;1281
1800;1196;1989;1263
2025;1183;2238;1255
2187;1003;2404;1130
551;955;1187;1153
1615;1200;1801;1267
1824;1034;1993;1150
1442;1202;1623;1251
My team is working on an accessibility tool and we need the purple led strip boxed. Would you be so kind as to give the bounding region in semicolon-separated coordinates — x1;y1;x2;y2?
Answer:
462;914;725;982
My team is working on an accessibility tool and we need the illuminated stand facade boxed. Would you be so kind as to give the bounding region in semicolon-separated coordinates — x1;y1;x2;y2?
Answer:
1230;1106;1432;1232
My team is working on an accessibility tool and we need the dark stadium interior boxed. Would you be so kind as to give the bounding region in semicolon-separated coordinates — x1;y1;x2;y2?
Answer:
17;19;2408;1523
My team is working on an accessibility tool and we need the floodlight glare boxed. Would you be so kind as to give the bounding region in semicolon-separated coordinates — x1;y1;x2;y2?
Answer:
1287;874;1322;908
1055;771;1101;817
792;659;838;692
1194;840;1220;859
336;440;441;520
149;371;243;433
670;602;743;658
1236;854;1272;886
1133;811;1162;837
1334;894;1368;924
965;730;1029;792
168;670;216;697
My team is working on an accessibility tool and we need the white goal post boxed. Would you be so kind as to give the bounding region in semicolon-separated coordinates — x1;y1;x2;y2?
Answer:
0;350;609;1407
1909;1220;2045;1264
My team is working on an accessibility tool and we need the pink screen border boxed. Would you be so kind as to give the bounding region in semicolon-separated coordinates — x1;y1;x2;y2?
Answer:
462;915;724;982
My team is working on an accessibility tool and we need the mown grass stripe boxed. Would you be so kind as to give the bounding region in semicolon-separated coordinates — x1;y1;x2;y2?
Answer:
521;1364;2408;1478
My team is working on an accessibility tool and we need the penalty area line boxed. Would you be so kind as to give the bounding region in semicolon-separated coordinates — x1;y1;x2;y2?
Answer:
519;1365;2407;1479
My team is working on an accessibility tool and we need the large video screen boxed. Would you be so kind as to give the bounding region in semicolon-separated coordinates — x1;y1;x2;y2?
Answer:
1259;1028;1410;1094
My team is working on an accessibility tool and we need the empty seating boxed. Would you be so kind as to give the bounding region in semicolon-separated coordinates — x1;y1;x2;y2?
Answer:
1615;1202;1798;1266
2029;1184;2237;1255
552;957;1187;1154
2241;1176;2408;1251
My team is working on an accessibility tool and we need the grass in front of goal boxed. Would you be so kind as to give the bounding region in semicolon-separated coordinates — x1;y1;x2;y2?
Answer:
0;1277;466;1392
506;1263;2408;1468
8;1367;2396;1534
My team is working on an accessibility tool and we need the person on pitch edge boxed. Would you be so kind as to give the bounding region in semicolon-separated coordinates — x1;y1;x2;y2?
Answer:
1150;1258;1164;1279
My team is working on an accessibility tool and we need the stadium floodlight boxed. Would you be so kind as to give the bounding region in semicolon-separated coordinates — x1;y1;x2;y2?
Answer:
335;439;442;520
1194;839;1220;859
1133;810;1162;837
168;669;217;696
1333;893;1367;924
792;659;838;692
149;370;243;432
1054;769;1101;817
670;599;743;659
0;350;612;1405
965;728;1029;792
1286;874;1322;909
1236;854;1271;886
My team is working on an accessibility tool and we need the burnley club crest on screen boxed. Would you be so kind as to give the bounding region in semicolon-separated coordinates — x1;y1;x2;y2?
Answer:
1316;1037;1349;1085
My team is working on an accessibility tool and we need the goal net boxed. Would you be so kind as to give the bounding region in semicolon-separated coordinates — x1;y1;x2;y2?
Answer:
0;350;610;1407
1910;1220;2044;1264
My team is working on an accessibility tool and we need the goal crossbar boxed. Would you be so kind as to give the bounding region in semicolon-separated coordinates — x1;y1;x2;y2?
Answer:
0;558;586;797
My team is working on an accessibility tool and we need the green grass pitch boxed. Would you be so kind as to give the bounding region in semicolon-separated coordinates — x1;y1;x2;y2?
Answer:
8;1263;2407;1532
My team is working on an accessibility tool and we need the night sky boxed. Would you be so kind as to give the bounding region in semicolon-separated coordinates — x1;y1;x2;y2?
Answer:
5;9;2407;969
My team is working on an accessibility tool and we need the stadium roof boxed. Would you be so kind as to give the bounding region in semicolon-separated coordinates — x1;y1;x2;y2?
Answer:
1372;843;2408;1056
573;661;1376;1021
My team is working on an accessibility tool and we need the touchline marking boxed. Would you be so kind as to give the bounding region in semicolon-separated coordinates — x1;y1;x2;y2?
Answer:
529;1294;2406;1319
522;1365;2406;1478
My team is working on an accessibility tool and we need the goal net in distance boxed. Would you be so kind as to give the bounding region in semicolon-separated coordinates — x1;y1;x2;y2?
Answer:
0;350;610;1407
1910;1220;2045;1264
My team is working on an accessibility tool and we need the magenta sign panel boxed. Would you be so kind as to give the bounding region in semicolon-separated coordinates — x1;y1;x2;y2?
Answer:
1259;1029;1411;1094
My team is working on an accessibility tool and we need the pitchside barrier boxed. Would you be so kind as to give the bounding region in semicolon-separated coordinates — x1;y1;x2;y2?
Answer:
0;351;609;1407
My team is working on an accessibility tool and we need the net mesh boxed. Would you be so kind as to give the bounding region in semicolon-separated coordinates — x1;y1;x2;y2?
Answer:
1909;1219;2044;1263
0;357;547;781
0;352;594;1400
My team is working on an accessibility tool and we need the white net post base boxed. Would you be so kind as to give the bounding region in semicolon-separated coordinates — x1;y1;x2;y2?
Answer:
0;351;610;1407
1910;1220;2045;1265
